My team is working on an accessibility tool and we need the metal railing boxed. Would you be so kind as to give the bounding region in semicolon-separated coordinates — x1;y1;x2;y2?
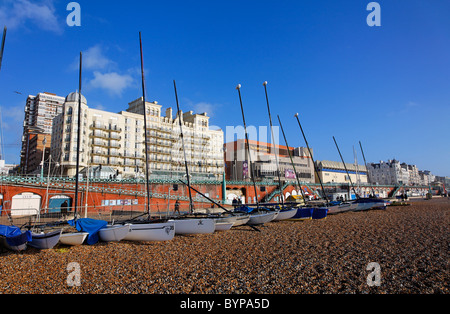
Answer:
0;201;225;228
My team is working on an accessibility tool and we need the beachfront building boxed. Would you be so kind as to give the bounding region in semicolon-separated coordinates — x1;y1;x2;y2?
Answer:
367;159;426;186
20;92;66;174
50;93;224;180
315;160;368;185
224;139;315;183
419;170;434;186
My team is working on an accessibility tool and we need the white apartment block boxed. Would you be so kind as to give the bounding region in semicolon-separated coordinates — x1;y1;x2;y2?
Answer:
51;93;224;180
20;92;65;173
367;159;428;186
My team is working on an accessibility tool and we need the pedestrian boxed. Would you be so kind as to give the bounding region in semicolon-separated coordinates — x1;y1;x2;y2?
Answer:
61;200;68;219
174;200;180;215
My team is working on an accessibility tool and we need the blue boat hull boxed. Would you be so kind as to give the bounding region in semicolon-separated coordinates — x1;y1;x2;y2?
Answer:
0;225;32;251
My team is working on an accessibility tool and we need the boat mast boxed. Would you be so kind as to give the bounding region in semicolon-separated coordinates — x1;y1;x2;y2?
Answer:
139;32;152;217
277;115;308;204
173;80;194;213
74;52;82;220
262;82;284;207
332;136;360;199
294;113;329;205
0;26;6;73
359;141;376;197
236;84;259;208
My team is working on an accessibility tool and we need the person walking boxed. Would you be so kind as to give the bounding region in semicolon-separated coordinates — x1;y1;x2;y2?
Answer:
61;200;68;219
174;200;180;215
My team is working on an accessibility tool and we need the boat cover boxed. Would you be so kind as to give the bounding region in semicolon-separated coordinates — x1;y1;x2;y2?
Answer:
68;218;108;245
0;225;32;247
293;207;313;219
312;207;328;220
235;206;255;214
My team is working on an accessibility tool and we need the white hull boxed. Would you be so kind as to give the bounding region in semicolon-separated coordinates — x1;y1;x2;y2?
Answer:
327;202;358;214
60;232;89;246
248;212;277;225
123;221;175;242
99;225;130;242
215;222;234;231
272;208;297;221
29;231;61;249
215;216;237;225
231;214;250;226
170;218;215;235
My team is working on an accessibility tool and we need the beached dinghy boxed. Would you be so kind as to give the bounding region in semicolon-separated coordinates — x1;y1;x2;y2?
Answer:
215;213;250;227
234;206;277;226
290;207;313;220
215;222;234;231
248;211;277;225
29;230;62;249
272;207;297;221
312;207;328;220
59;232;89;246
353;198;387;211
0;225;32;252
233;214;251;226
99;224;130;242
327;201;357;214
170;218;215;235
123;221;175;242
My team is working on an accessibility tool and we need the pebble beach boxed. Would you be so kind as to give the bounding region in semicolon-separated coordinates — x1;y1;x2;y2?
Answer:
0;198;448;294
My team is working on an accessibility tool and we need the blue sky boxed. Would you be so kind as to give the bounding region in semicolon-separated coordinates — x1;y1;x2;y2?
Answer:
0;0;449;176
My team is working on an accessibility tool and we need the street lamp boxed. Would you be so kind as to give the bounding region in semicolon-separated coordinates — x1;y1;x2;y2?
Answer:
40;136;47;180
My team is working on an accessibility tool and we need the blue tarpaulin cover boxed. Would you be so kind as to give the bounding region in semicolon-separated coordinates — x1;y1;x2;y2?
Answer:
293;207;313;219
0;225;32;247
234;206;254;214
68;218;108;245
312;207;328;220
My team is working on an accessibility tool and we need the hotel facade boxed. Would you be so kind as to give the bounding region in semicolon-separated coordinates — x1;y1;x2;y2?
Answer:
224;139;315;183
50;93;224;180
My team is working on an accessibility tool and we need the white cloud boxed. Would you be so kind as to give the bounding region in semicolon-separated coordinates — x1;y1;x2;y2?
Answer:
193;102;216;117
0;0;62;34
83;45;115;70
1;105;24;130
88;71;134;96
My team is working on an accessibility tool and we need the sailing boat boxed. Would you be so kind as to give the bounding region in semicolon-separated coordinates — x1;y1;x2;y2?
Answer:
118;32;176;242
235;84;277;226
0;225;32;251
262;81;296;221
291;113;328;220
332;137;387;213
57;52;90;246
277;115;313;219
166;80;216;235
176;180;239;231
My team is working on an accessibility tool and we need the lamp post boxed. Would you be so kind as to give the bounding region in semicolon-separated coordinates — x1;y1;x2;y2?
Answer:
40;136;47;180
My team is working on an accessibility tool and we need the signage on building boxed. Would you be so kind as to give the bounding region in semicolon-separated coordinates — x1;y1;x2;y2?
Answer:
285;169;296;179
243;161;248;178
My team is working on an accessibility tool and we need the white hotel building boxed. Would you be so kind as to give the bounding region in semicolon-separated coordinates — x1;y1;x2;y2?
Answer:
51;93;224;180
